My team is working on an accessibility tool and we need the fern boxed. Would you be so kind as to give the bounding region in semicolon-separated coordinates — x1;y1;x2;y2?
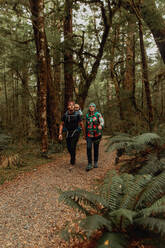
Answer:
133;133;160;146
109;208;137;227
136;171;165;209
106;132;165;175
58;170;165;247
59;188;106;214
138;155;165;176
120;174;152;210
106;133;160;154
79;215;111;238
135;217;165;236
99;170;123;211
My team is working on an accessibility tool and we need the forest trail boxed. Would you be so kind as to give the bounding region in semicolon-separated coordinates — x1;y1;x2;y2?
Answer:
0;137;115;248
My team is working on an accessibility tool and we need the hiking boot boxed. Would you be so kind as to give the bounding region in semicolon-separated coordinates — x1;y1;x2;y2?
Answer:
70;157;75;165
94;162;98;168
86;163;92;171
41;151;50;159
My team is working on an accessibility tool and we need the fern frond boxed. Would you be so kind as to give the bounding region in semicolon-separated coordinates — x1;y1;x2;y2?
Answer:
138;206;165;219
133;133;160;147
120;174;152;210
138;155;165;176
109;209;137;226
106;142;128;153
105;135;133;153
106;135;132;146
135;217;165;236
80;214;112;238
59;189;106;214
136;171;165;209
137;196;165;218
99;170;123;211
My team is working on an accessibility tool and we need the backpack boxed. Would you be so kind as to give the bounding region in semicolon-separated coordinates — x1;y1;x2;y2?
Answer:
63;111;81;136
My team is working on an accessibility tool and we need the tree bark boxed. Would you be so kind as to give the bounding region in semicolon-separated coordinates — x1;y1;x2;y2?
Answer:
122;0;165;63
53;18;62;132
29;0;48;153
140;0;165;64
63;0;74;111
139;21;153;128
122;16;137;127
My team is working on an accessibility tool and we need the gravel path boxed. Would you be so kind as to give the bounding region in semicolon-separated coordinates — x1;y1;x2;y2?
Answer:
0;137;115;248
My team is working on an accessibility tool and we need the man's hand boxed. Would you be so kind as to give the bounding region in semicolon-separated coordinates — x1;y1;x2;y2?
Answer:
59;134;63;141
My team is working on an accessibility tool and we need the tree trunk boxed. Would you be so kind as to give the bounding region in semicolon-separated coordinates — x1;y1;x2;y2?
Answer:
29;0;48;153
53;18;62;134
122;16;136;126
121;0;165;63
109;25;124;120
46;44;60;142
3;59;9;126
63;0;74;111
140;0;165;64
20;70;30;137
139;21;153;129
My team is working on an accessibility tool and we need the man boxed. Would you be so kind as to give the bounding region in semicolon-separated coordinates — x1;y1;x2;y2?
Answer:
59;101;85;165
85;103;104;171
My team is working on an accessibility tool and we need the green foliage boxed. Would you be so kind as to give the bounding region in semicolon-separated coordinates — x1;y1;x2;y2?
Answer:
106;132;161;154
106;132;165;175
58;170;165;247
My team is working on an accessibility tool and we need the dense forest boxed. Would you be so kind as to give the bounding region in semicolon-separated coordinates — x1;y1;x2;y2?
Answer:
0;0;164;153
1;1;165;248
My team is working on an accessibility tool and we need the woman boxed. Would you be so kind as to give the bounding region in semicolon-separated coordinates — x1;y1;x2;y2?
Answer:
85;103;104;171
